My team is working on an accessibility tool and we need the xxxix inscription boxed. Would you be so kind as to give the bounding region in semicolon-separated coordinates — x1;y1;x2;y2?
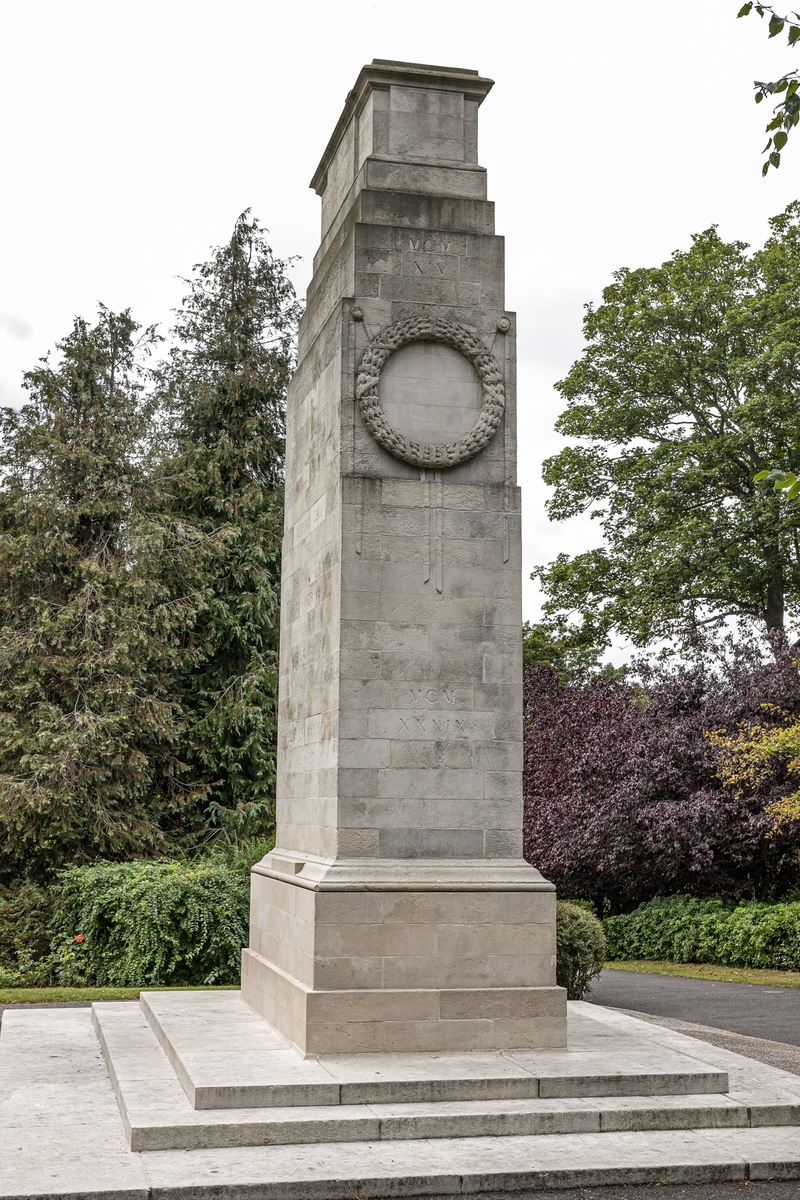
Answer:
398;716;467;738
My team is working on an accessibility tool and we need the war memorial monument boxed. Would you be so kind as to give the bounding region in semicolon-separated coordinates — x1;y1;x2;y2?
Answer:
240;56;566;1056
1;59;800;1200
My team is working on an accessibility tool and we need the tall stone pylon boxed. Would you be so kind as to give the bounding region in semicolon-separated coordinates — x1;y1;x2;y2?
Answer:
242;60;567;1055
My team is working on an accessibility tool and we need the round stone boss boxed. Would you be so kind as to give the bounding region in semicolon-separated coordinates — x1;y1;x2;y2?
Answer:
355;315;505;469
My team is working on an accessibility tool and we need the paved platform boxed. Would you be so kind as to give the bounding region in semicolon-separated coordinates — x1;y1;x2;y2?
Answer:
590;969;800;1045
2;995;800;1197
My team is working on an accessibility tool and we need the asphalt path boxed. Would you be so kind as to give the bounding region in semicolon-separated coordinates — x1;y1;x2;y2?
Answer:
588;968;800;1045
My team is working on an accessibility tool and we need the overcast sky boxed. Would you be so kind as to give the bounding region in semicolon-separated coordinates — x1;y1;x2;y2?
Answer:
2;0;799;648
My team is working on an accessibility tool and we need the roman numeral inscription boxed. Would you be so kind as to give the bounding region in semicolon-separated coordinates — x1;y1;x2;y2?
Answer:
398;715;467;738
409;686;455;706
413;258;449;276
409;236;452;252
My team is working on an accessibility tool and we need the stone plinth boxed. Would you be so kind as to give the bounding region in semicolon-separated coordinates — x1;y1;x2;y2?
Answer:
241;59;567;1055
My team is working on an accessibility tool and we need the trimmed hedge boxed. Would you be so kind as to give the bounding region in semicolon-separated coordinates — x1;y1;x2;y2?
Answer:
604;895;800;971
2;854;610;996
50;861;250;987
556;900;607;998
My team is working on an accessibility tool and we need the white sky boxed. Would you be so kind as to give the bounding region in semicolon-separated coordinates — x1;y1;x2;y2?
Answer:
1;0;798;653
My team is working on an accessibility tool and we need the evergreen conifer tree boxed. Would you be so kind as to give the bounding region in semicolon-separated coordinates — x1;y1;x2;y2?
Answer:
0;308;209;883
158;212;301;841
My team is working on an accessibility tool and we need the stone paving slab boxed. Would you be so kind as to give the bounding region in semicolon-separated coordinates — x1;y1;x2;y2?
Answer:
0;1008;148;1200
609;1005;800;1077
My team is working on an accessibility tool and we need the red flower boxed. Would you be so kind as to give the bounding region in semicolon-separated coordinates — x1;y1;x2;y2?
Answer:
75;934;85;944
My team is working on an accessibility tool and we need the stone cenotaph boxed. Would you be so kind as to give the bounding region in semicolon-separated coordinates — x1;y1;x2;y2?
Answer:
241;60;567;1056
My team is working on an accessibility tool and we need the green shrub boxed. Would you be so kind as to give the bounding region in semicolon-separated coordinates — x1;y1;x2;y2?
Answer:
0;882;55;985
49;860;250;987
556;900;607;999
604;895;800;970
188;833;274;875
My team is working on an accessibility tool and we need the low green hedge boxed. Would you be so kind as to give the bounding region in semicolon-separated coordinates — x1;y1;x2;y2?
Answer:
2;854;611;996
49;860;250;987
556;900;606;998
0;852;265;988
604;895;800;970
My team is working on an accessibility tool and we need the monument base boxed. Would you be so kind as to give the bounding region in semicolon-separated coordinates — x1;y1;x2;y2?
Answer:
241;851;567;1055
5;994;800;1198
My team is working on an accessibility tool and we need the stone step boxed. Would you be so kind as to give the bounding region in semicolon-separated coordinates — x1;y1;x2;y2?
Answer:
7;1004;800;1199
138;1125;800;1195
92;1000;776;1153
129;990;729;1111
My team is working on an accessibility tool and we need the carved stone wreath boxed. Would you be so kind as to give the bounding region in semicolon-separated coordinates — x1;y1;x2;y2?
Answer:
355;315;505;468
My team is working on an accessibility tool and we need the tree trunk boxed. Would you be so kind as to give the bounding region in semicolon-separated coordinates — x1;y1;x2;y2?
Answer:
765;547;785;630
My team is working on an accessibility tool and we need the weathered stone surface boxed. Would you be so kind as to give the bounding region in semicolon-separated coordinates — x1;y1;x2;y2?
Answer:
5;1001;800;1196
243;58;564;1056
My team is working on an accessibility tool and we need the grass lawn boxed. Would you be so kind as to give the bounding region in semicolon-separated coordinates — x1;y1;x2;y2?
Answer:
6;966;800;1003
606;960;800;988
0;984;239;1004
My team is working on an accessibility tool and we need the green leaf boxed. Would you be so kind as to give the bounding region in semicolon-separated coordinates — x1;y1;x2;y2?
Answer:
769;14;786;36
770;149;782;166
757;469;792;484
787;480;800;500
737;1;753;13
756;89;765;103
775;130;789;150
789;24;800;44
754;470;772;481
787;79;800;96
767;114;783;131
763;159;772;174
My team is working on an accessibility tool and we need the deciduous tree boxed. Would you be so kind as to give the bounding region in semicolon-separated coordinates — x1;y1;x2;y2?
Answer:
523;635;800;911
536;205;800;653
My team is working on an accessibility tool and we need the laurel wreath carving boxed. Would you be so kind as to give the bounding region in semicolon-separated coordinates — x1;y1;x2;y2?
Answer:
355;315;505;468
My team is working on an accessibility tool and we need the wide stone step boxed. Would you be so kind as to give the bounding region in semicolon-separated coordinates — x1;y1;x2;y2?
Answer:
138;1126;800;1195
128;990;729;1112
91;999;773;1152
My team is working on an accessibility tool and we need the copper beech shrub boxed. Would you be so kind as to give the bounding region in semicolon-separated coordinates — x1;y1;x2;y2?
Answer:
522;636;800;914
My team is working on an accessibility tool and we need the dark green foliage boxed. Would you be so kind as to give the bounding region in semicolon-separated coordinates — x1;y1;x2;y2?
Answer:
158;212;301;841
522;620;623;683
556;900;607;999
536;205;800;653
604;895;800;970
0;308;210;883
50;860;251;986
0;882;53;985
0;216;299;876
